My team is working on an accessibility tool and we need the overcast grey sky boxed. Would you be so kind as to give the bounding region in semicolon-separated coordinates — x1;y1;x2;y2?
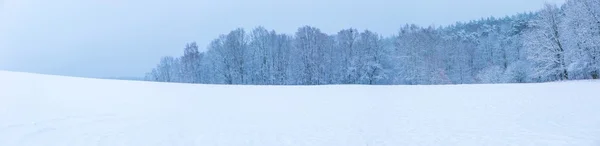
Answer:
1;0;565;78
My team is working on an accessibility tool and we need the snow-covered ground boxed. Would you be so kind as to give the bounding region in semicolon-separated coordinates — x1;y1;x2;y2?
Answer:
0;71;599;146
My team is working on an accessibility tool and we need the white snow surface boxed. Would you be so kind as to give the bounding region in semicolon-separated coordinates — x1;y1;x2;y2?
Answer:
1;71;599;146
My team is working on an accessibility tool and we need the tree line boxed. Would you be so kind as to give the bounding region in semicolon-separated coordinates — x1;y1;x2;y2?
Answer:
146;0;600;85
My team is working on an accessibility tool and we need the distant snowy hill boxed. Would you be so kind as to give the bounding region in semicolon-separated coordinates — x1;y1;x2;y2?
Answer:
0;71;599;146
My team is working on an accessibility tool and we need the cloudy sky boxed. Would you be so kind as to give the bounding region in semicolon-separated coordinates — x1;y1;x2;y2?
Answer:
0;0;565;78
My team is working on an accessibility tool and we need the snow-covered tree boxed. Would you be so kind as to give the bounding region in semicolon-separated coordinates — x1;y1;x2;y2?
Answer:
333;29;359;84
394;25;450;84
147;56;179;82
180;42;203;83
524;4;569;81
293;26;331;85
563;0;600;79
354;30;389;84
145;2;600;85
245;27;293;84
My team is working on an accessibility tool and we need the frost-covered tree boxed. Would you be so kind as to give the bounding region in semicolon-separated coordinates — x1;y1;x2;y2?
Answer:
180;42;203;83
524;4;569;81
225;29;248;84
333;29;359;84
293;26;331;85
145;2;600;85
440;33;476;84
474;24;504;71
246;27;293;84
245;27;271;84
147;56;179;82
199;29;248;84
201;38;228;84
355;30;389;84
394;25;450;84
563;0;600;79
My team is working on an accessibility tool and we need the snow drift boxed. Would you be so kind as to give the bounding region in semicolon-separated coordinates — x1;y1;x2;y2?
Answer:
0;71;599;146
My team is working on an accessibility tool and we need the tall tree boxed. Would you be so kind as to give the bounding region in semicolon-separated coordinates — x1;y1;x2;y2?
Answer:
563;0;600;79
355;30;389;84
333;29;359;84
181;42;203;83
524;4;569;81
293;26;331;85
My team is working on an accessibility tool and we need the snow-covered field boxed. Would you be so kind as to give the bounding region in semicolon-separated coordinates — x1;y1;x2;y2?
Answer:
0;71;599;146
